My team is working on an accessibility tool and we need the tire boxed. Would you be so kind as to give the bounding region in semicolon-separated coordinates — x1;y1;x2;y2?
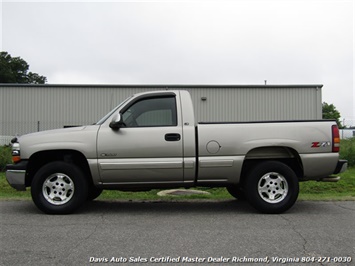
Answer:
245;161;299;214
226;185;246;200
31;161;88;214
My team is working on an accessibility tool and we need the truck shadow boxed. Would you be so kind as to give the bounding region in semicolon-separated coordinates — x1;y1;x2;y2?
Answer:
6;199;259;215
8;199;311;215
79;199;324;215
80;199;263;215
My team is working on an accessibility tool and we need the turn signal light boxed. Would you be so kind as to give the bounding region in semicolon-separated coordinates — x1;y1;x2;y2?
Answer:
12;155;21;164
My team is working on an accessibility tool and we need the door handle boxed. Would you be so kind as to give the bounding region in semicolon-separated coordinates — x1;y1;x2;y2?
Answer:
165;133;181;141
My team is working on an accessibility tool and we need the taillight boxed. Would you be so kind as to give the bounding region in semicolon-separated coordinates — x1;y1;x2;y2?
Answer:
332;125;340;152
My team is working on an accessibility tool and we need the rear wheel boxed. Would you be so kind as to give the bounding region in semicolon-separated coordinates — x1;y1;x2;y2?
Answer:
31;161;88;214
245;161;299;214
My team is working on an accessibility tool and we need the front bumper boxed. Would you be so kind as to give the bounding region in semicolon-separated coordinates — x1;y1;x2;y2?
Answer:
5;161;28;191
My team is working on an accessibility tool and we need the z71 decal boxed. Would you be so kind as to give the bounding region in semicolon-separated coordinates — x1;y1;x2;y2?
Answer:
311;141;331;148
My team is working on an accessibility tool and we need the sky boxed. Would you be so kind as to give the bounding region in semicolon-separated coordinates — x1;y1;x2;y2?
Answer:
1;0;354;126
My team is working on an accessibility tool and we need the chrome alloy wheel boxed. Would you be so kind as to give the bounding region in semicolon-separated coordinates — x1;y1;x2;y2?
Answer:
42;173;74;205
258;172;289;204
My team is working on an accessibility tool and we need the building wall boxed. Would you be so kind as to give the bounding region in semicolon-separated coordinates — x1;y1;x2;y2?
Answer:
0;84;323;138
189;86;322;122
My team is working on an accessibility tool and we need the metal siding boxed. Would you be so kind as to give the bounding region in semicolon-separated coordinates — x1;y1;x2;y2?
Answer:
185;87;320;122
0;85;322;138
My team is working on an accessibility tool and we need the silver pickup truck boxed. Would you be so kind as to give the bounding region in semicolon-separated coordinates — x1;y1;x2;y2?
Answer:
6;90;347;214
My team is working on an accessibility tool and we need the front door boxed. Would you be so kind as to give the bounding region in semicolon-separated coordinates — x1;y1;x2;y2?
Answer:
97;95;183;184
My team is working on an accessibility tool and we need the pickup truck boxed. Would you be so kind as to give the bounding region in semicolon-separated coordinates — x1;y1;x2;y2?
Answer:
6;90;347;214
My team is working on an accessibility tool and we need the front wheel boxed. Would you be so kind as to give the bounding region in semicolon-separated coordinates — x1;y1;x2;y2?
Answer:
31;161;88;214
245;161;299;214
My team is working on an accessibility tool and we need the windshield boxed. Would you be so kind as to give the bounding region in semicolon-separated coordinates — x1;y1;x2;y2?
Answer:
95;96;132;125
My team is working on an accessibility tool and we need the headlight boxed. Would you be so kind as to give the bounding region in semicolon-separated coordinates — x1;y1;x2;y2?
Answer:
12;142;21;163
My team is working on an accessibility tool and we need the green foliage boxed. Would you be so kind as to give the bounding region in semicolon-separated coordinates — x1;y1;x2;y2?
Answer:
0;51;47;84
0;146;12;172
322;102;342;128
340;138;355;167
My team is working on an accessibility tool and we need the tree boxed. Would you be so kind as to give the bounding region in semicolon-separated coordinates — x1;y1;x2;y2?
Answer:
0;51;47;84
322;102;342;128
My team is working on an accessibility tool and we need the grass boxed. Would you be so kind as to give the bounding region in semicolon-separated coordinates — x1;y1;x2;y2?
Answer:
1;168;354;201
298;167;355;200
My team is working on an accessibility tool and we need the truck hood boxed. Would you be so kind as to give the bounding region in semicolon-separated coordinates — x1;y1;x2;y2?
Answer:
18;125;100;159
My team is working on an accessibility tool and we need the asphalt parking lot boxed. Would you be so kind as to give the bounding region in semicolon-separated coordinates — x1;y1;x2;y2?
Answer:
1;200;354;266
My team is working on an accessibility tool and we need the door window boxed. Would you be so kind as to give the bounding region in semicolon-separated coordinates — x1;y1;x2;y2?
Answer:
122;96;177;127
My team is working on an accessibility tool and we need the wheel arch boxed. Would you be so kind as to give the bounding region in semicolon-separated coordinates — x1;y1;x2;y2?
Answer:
240;146;304;186
26;150;93;187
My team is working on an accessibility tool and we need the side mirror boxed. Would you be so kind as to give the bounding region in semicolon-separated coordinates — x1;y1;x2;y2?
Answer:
109;113;124;130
